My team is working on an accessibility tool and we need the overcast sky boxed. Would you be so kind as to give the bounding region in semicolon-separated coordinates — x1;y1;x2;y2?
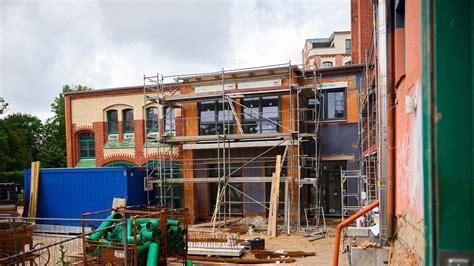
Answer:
0;0;350;120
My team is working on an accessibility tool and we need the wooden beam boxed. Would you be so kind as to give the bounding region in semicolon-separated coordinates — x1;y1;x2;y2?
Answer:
267;155;281;237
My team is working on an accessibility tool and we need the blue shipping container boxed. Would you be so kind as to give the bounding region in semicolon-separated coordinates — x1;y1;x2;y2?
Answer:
24;167;147;226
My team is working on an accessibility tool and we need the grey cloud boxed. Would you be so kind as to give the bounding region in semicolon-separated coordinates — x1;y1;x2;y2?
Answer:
0;0;349;120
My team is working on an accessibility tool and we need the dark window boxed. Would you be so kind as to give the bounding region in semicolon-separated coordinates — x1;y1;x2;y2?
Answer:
107;110;118;134
78;132;95;159
322;61;333;68
199;100;234;135
264;161;286;214
321;89;346;120
241;96;280;134
122;109;134;133
345;39;351;54
146;107;158;132
208;164;243;215
164;107;176;133
345;61;352;65
307;98;321;121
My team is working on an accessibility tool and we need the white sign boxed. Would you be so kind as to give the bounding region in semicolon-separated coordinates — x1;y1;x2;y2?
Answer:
108;134;118;141
124;133;134;140
318;81;348;90
238;79;282;89
195;84;236;93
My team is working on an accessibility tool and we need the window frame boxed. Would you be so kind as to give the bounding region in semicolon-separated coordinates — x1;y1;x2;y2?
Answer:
146;107;159;133
122;108;134;133
107;110;118;134
240;96;281;134
163;107;176;133
198;100;235;136
345;39;351;54
320;88;347;121
78;132;95;159
322;61;333;68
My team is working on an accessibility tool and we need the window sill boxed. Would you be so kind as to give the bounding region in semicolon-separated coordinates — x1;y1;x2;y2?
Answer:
104;140;135;149
321;119;347;123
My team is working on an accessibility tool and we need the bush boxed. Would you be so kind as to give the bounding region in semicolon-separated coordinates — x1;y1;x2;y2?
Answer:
0;171;24;188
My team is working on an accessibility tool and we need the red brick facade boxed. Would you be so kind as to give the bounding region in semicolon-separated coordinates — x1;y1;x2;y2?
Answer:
351;0;374;64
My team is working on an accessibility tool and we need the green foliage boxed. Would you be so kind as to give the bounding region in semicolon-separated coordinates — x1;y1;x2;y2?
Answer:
0;84;92;172
0;97;8;114
57;244;69;265
0;113;42;172
39;85;92;168
0;171;23;187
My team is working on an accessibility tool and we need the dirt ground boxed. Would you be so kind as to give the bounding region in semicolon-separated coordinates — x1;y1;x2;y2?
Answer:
234;229;348;266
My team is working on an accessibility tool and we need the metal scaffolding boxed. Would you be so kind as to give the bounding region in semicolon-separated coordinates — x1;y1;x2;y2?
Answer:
358;21;379;210
142;62;323;233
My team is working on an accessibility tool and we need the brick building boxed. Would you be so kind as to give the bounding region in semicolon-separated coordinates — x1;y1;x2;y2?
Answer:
64;62;363;222
302;31;352;69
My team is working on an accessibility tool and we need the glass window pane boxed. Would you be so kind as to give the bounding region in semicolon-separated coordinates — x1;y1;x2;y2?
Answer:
199;123;216;135
261;120;277;133
200;101;216;123
262;96;279;119
146;107;158;132
242;98;259;120
164;107;175;132
107;110;118;133
242;121;258;134
327;92;336;119
335;91;345;118
217;101;232;122
123;109;134;132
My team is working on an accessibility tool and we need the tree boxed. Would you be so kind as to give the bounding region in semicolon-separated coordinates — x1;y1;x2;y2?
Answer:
0;113;43;172
0;97;8;114
39;85;92;167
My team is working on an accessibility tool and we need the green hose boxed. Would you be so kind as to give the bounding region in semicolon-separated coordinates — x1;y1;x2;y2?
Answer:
147;243;159;266
88;212;123;241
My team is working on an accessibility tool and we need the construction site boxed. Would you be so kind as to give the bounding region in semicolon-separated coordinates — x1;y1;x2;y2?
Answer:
1;0;473;265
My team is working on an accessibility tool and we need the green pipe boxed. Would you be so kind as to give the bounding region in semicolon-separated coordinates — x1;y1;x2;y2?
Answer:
137;241;152;256
167;220;180;226
147;243;159;266
141;229;156;241
146;219;160;231
88;212;123;241
154;230;162;241
127;234;144;244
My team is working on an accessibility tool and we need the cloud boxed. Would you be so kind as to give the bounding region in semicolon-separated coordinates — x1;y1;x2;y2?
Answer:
0;0;349;120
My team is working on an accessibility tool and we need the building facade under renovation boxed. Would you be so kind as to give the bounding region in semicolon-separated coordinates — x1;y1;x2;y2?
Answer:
64;62;364;225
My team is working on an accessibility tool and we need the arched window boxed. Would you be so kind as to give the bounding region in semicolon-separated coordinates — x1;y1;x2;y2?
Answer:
107;110;118;134
104;161;136;167
78;132;95;159
322;61;333;68
146;107;158;132
122;109;134;133
345;61;352;65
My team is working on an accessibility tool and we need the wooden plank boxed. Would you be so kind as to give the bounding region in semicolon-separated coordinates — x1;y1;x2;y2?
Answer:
271;155;282;237
266;172;277;235
28;161;40;219
267;155;281;236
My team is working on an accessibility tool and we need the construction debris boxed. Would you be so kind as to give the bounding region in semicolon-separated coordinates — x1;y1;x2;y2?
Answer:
187;255;296;264
252;250;316;259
